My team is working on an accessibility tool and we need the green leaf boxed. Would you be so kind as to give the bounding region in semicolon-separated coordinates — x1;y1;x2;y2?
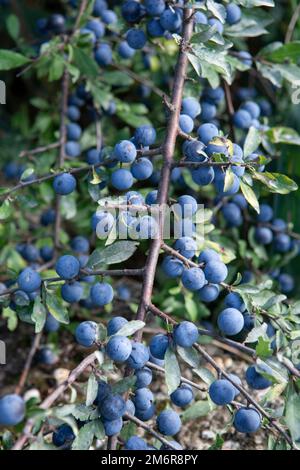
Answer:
256;336;273;358
73;48;99;79
224;167;235;193
208;434;224;450
252;171;298;194
112;376;137;394
114;320;145;337
164;346;181;394
177;346;200;368
87;241;139;269
0;200;12;220
240;180;260;213
285;390;300;443
245;323;268;343
3;307;18;331
0;49;30;70
6;14;20;41
243;126;261;157
86;374;98;407
45;290;69;324
265;127;300;146
31;296;47;333
264;41;300;63
71;404;99;422
193;367;216;385
181;401;212;422
72;420;104;450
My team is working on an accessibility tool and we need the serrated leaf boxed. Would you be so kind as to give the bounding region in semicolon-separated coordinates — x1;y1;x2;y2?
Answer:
193;367;216;385
165;346;181;394
181;401;212;422
87;241;139;269
31;295;47;333
86;374;98;407
285;390;300;443
0;49;30;70
45;290;69;324
112;376;137;394
240;180;260;213
0;200;12;220
71;404;99;422
177;346;200;368
245;323;268;343
224;167;235;193
252;171;298;194
256;336;273;358
244;126;261;157
72;420;104;450
114;320;145;337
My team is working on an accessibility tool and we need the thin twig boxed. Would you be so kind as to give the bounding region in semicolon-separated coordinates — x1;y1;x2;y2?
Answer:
14;332;42;395
19;142;60;158
285;2;300;43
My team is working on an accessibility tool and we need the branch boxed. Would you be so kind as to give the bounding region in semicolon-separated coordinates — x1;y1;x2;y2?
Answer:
148;303;295;449
12;352;97;450
54;69;69;249
134;5;195;342
14;332;42;395
285;2;300;43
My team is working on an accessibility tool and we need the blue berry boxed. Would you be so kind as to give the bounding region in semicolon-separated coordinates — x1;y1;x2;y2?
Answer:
234;408;261;433
75;321;98;347
204;260;228;284
106;335;132;362
135;367;153;389
199;249;220;264
192;166;215;186
66;123;82;141
245;365;272;390
179;114;194;134
91;282;114;306
226;3;242;25
133;388;154;410
107;316;128;336
114;140;137;163
118;41;136;59
100;394;126;420
197;123;219;145
171;384;194;407
198;283;220;303
209;379;235;405
53;173;76;195
131;158;153;180
149;334;169;359
182;97;201;119
134;125;156;146
127;342;150;370
18;268;41;293
160;8;182;32
95;43;112;66
111;168;133;191
53;424;75;447
126;29;147;50
70;236;89;254
181;267;205;291
45;313;60;333
55;255;80;280
144;0;165;16
157;409;181;436
233;109;252;129
86;19;105;38
173;321;199;348
0;394;25;426
125;436;148;450
174;236;197;259
103;417;123;436
255;227;273;245
218;308;244;336
224;292;245;312
61;281;83;303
